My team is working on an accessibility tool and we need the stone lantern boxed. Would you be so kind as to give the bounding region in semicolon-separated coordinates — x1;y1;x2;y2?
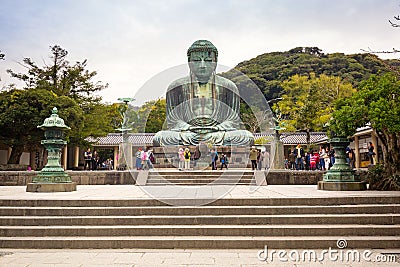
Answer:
26;107;77;192
318;137;366;191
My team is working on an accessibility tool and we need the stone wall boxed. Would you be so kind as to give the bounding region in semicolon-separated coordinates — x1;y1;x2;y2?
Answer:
0;171;137;186
0;169;367;186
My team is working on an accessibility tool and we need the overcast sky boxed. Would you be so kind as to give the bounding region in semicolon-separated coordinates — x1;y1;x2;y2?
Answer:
1;0;400;105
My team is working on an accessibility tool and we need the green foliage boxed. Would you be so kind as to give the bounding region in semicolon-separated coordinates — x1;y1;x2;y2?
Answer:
125;99;166;133
276;73;356;137
7;45;108;101
222;47;393;101
331;73;400;136
331;73;400;181
254;136;273;145
367;164;400;191
0;88;83;163
0;45;118;164
145;98;166;133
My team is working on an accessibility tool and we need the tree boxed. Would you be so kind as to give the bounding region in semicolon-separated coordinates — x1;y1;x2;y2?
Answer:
276;73;355;144
330;73;400;187
0;88;83;164
7;45;107;100
145;98;166;133
222;48;392;101
5;45;113;147
125;99;166;133
0;50;4;60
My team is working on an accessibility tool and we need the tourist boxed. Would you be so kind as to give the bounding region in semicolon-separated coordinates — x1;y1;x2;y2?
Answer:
368;142;375;165
305;151;310;170
249;146;258;170
288;148;296;170
257;149;263;170
263;150;270;170
345;146;352;165
309;151;318;170
210;149;218;170
220;154;228;170
147;149;155;169
135;148;142;170
323;146;330;170
106;158;113;170
284;158;289;169
293;144;305;170
178;147;185;170
92;150;98;171
192;145;201;167
141;149;149;170
84;148;92;170
319;146;326;170
184;148;191;170
328;147;335;168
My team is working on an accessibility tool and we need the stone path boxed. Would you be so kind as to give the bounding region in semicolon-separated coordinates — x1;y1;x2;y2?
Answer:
0;248;399;266
1;184;400;200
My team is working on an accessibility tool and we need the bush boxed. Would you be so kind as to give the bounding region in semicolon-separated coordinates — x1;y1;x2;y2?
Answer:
367;164;400;190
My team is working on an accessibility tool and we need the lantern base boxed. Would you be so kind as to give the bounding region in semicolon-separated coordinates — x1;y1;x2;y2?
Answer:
26;182;77;192
318;181;367;191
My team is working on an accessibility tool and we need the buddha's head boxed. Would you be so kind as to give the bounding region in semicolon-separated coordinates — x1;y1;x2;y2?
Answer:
187;40;218;83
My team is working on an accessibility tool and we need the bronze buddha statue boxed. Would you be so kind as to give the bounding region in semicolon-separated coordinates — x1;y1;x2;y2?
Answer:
153;40;254;146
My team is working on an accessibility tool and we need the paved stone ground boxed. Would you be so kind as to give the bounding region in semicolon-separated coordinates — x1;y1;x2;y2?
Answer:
1;184;400;200
0;248;399;266
1;184;400;266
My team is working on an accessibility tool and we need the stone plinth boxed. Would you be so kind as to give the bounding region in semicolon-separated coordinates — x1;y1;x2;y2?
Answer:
26;182;77;192
318;181;367;191
152;145;250;169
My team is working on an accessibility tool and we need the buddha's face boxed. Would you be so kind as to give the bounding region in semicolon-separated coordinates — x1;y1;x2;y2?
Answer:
188;51;217;83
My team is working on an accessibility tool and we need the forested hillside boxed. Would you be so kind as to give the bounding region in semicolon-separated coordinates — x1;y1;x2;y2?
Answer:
222;47;397;100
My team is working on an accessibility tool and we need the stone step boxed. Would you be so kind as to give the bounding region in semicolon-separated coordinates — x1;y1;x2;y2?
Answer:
1;236;399;249
1;224;398;237
1;214;398;226
1;204;398;216
147;175;255;179
149;172;254;176
145;183;254;186
2;196;400;207
145;179;254;184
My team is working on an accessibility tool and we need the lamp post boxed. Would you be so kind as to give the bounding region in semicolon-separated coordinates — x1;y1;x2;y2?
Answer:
267;98;285;169
116;97;135;170
26;107;76;192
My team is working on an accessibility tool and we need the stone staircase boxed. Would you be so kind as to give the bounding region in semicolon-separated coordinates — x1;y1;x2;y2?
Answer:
0;196;399;249
146;170;256;185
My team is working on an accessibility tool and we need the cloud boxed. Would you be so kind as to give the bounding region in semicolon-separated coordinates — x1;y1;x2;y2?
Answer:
1;0;400;104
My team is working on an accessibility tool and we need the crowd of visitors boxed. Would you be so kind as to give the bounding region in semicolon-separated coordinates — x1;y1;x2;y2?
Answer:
83;141;364;172
284;144;352;171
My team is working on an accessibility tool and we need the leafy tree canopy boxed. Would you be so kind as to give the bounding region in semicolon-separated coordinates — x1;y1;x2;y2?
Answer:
125;98;166;133
222;47;395;101
331;73;400;179
1;45;115;163
277;73;355;136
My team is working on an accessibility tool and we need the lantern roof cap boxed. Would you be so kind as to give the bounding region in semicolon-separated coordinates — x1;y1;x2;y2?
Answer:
37;107;71;130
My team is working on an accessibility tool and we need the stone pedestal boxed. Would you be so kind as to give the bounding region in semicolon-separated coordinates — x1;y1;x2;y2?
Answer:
318;137;366;191
152;145;250;169
26;182;77;192
271;141;284;170
118;142;133;170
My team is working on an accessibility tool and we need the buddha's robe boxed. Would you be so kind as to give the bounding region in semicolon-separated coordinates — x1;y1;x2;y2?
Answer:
153;75;254;146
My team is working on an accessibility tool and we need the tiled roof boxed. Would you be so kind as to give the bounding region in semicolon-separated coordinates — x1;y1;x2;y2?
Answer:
89;132;329;146
254;132;328;145
87;133;155;146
